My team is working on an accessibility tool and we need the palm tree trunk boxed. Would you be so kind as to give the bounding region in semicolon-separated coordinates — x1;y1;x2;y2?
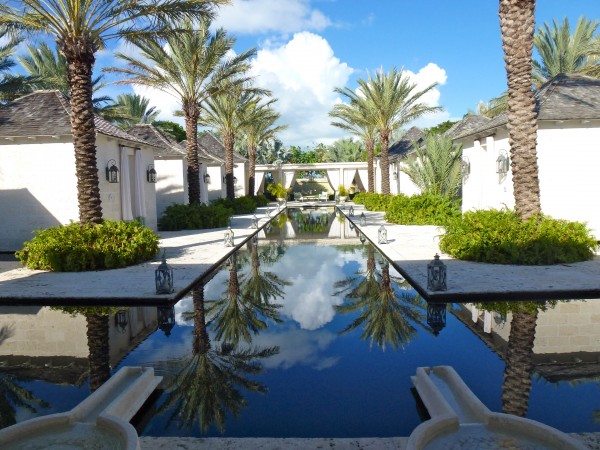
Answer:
248;143;257;197
184;102;201;204
192;286;210;354
86;313;110;392
366;138;375;193
380;131;390;194
502;309;538;416
499;0;541;219
64;49;103;225
224;132;235;200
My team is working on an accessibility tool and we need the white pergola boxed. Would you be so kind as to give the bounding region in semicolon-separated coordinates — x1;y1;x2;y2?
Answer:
253;162;369;195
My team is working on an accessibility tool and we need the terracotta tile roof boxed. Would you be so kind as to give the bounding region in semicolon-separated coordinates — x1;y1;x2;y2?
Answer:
0;90;158;148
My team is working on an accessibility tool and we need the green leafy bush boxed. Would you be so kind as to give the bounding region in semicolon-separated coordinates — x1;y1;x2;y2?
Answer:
253;195;269;207
439;209;597;265
16;221;159;272
385;193;461;225
352;193;393;211
159;203;233;231
211;196;258;214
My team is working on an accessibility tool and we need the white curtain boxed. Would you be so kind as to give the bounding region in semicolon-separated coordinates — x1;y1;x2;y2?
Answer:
328;217;341;238
283;170;296;189
254;171;265;195
326;169;341;192
133;149;147;222
471;305;479;323
343;169;356;188
120;147;133;221
200;165;209;204
357;169;369;192
483;311;492;333
284;221;296;238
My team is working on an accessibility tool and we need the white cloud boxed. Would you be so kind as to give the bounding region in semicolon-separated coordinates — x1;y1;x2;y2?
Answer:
250;31;354;147
401;63;450;129
215;0;332;35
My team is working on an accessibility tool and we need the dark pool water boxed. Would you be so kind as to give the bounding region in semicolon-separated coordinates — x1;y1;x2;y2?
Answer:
1;207;599;438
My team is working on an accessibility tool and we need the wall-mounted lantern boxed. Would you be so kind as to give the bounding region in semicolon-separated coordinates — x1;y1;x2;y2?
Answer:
106;159;119;183
427;302;447;336
115;310;128;333
461;157;470;178
349;205;354;217
224;226;235;247
359;233;366;245
427;254;447;291
147;164;157;183
204;172;211;184
223;175;238;185
349;222;355;230
393;171;398;180
496;151;510;174
157;306;175;337
155;252;174;294
378;225;388;244
360;212;366;227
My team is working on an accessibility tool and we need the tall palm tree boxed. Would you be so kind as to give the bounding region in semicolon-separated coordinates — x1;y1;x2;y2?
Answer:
160;286;277;432
400;134;463;197
85;312;111;392
0;0;225;224
533;17;600;84
334;68;440;194
103;93;160;128
330;93;378;192
241;99;286;197
499;0;541;220
502;308;539;416
200;86;268;200
109;17;253;204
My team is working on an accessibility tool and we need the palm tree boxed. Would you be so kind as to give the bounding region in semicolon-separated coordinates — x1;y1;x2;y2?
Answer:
85;312;111;392
330;93;378;192
533;17;600;84
0;27;25;101
159;286;277;432
400;134;463;197
103;93;160;128
108;17;253;204
499;0;541;220
200;86;268;200
241;99;286;197
475;92;509;118
327;137;365;163
0;0;225;224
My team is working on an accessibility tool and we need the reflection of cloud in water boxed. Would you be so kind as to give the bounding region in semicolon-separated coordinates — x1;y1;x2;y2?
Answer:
251;328;339;370
268;245;365;330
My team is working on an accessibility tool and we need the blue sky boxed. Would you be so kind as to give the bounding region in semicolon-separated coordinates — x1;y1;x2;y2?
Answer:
21;0;599;147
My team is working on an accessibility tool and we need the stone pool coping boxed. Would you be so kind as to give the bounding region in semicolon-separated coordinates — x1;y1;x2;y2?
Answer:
2;202;600;304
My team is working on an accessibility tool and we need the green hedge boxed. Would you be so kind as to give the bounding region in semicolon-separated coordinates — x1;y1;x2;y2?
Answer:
210;195;259;214
384;193;461;225
439;209;597;265
16;221;159;272
159;203;233;231
352;193;393;211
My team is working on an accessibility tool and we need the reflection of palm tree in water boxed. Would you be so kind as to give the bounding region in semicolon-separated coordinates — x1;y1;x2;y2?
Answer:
160;286;278;432
502;309;539;416
335;246;426;350
0;325;50;428
86;312;110;392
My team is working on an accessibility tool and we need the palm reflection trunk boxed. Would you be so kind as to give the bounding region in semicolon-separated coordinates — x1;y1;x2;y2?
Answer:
502;309;538;416
86;312;110;392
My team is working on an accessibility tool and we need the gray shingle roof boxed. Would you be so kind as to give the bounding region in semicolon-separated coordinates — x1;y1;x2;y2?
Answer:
387;126;425;159
454;74;600;140
198;131;248;164
127;124;186;158
443;115;491;139
0;90;158;148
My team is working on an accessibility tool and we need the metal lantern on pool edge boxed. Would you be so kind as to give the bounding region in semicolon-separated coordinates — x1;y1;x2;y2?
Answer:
115;310;128;333
224;226;235;247
155;253;174;294
349;205;354;217
377;225;388;244
359;233;366;245
157;305;176;337
252;214;259;229
427;302;447;336
359;212;366;227
427;254;447;291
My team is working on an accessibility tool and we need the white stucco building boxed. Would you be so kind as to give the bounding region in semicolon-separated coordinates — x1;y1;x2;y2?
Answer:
380;126;425;196
454;74;600;238
0;91;160;251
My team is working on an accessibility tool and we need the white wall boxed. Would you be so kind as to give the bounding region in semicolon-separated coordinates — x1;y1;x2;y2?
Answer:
155;158;187;219
205;164;224;201
397;159;422;196
0;137;79;251
234;163;247;197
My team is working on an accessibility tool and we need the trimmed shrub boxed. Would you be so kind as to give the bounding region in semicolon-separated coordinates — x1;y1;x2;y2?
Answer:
385;193;461;225
253;195;269;207
16;221;159;272
211;196;257;214
159;203;233;231
352;193;394;211
439;209;597;265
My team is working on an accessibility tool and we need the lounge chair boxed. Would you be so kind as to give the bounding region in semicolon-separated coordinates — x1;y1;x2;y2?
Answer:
294;193;304;202
318;192;328;202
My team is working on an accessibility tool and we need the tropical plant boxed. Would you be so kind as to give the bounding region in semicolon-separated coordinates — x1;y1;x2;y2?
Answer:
533;17;600;83
499;0;541;220
333;67;441;195
475;92;508;118
103;93;160;128
266;182;289;200
326;137;366;163
399;134;463;197
152;120;186;142
158;203;233;231
240;98;286;197
108;15;252;204
385;193;461;226
338;185;348;197
330;89;378;192
0;0;226;224
0;27;25;101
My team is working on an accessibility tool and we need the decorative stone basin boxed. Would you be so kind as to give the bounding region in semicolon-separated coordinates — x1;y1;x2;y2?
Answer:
409;366;586;450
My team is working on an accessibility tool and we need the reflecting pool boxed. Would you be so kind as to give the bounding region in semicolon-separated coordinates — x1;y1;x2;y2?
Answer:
0;207;599;438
